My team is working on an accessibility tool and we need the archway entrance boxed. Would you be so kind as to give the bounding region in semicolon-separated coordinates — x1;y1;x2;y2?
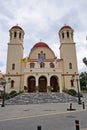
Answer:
50;76;59;92
27;76;36;92
39;76;47;92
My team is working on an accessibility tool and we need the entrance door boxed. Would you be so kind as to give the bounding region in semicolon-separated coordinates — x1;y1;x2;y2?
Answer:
50;76;58;92
39;76;47;92
27;76;35;92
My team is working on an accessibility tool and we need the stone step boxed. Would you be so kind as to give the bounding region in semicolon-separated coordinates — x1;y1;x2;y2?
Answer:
5;92;78;105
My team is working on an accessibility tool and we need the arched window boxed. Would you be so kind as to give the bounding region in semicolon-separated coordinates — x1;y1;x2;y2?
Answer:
30;63;35;68
11;80;14;88
44;53;46;59
62;32;64;38
69;63;72;69
12;64;15;70
50;62;55;68
67;31;69;38
10;32;12;39
71;32;73;39
14;32;17;38
19;33;21;39
70;79;74;87
40;62;45;68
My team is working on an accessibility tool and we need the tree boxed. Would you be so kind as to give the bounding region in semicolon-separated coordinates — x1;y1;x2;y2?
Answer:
80;72;87;90
83;57;87;66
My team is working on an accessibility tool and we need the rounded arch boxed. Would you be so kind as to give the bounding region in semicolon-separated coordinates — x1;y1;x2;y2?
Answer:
27;76;36;92
38;76;47;92
50;76;59;92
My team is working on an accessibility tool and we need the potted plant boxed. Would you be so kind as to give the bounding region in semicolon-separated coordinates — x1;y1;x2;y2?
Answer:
24;86;28;92
47;86;51;92
56;86;60;92
35;86;39;92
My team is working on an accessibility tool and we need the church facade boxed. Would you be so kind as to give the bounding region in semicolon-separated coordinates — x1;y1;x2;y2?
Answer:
5;25;79;93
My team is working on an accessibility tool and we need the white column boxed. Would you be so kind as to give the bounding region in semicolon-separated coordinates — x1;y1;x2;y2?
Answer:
36;74;38;86
58;75;62;93
47;74;51;92
47;74;50;86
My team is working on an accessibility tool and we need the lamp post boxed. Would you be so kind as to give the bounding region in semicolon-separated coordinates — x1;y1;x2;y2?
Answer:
0;77;11;107
71;75;81;104
76;77;81;104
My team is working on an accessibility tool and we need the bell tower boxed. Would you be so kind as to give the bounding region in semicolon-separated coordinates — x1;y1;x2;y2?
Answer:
6;25;24;92
59;25;79;90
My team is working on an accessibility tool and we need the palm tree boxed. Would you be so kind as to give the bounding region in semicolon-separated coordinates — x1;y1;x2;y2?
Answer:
83;57;87;66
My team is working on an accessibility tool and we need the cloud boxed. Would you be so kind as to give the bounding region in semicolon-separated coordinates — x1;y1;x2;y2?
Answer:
0;0;87;73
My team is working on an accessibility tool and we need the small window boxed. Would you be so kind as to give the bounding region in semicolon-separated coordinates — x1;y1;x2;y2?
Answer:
44;53;46;59
11;80;14;88
12;64;15;70
30;63;35;68
40;63;45;68
10;32;12;39
38;53;40;59
62;32;64;38
50;62;55;68
70;79;74;87
71;32;73;39
67;31;69;38
19;33;21;39
14;32;17;38
69;63;72;69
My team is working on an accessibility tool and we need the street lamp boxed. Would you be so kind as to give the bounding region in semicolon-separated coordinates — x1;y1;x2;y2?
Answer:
0;77;11;107
71;75;81;104
76;77;81;104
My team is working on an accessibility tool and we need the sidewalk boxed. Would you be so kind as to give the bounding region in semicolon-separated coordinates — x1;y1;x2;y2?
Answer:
0;102;87;121
0;102;87;130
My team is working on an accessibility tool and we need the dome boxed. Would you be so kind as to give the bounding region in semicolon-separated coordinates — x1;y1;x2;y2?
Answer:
33;42;49;48
59;25;72;31
10;25;24;31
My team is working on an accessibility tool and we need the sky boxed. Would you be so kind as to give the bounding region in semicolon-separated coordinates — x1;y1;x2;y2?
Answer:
0;0;87;73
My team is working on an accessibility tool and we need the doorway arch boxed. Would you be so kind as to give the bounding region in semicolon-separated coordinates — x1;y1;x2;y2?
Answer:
50;76;59;92
39;76;47;92
27;76;36;92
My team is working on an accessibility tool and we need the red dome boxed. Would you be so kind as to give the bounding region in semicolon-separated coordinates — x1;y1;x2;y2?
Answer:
10;25;23;31
59;25;72;31
33;42;49;48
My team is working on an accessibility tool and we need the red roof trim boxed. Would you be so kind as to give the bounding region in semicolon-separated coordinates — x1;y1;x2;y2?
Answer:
11;25;23;31
33;42;49;48
60;25;72;31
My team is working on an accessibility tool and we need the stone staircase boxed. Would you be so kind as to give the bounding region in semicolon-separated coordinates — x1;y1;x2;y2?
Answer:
5;92;78;105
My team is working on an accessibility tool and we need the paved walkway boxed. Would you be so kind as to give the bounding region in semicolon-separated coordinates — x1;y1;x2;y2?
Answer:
0;102;87;130
0;93;87;129
0;102;87;120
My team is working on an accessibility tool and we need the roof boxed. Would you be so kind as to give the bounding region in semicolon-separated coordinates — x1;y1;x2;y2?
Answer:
33;42;49;48
10;25;24;31
59;25;72;31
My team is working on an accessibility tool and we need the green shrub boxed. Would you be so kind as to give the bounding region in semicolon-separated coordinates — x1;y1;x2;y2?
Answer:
24;86;28;91
47;86;51;90
9;90;17;98
67;89;77;96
